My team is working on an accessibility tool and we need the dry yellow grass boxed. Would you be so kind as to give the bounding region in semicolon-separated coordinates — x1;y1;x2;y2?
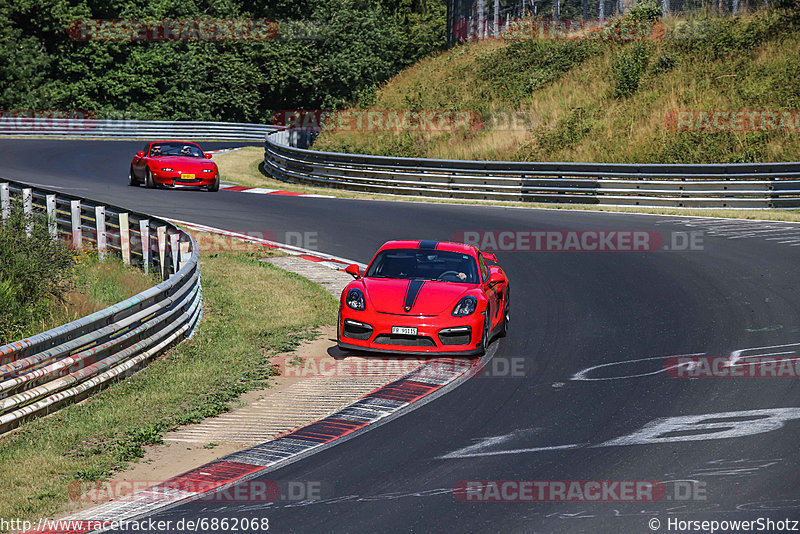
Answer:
24;253;160;338
313;10;800;164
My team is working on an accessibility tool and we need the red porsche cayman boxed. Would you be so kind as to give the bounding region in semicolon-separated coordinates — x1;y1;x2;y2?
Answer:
337;240;510;356
129;141;220;191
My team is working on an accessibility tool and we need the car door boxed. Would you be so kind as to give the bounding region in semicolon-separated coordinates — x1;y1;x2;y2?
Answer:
478;253;501;329
132;143;149;178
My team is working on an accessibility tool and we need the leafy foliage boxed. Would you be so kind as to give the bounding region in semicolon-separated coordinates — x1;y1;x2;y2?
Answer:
0;0;446;121
0;206;76;342
626;1;662;20
611;41;650;98
477;40;600;105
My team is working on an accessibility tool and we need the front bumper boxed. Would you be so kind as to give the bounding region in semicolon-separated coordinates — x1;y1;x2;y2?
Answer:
338;309;485;356
152;171;217;187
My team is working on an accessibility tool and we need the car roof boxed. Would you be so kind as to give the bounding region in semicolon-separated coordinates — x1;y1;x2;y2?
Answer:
378;240;479;256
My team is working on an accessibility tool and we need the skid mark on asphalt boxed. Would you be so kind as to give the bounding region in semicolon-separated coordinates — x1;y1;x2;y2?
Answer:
655;218;800;246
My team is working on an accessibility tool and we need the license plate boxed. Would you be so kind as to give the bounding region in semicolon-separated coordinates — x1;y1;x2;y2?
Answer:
180;173;195;180
391;326;417;335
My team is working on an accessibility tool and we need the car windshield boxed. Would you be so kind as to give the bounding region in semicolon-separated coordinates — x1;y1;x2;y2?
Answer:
365;248;479;284
149;143;203;158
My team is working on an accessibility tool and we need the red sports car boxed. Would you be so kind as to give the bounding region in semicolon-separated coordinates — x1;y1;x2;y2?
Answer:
129;141;220;191
338;240;510;356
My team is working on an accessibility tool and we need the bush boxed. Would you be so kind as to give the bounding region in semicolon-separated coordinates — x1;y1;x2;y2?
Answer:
611;42;650;98
626;1;662;20
0;206;75;342
477;40;600;104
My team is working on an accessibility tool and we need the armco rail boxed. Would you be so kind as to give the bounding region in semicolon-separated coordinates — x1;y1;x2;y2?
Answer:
264;129;800;209
0;179;201;434
0;118;277;141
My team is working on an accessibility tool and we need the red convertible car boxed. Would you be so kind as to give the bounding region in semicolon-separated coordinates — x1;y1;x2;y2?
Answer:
129;141;220;191
338;240;510;356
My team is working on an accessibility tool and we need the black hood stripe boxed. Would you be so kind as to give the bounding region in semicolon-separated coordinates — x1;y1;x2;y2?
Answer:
418;240;439;249
403;280;426;312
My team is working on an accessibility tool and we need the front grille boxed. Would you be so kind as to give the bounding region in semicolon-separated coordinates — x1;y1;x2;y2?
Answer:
438;327;472;346
373;334;436;347
343;320;373;340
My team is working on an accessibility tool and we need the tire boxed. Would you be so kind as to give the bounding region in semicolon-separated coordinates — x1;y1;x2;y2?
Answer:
208;174;220;192
128;166;137;186
145;168;155;189
498;286;510;338
480;312;490;355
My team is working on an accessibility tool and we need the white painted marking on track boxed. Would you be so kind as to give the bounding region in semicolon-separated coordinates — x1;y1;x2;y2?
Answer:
570;353;705;381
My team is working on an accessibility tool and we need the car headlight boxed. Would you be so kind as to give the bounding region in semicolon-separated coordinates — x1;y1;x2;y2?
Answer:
452;296;477;317
202;169;214;173
160;167;173;171
346;288;366;310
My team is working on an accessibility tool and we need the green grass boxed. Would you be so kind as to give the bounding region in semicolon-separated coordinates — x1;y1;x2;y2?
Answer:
0;244;337;527
312;8;800;164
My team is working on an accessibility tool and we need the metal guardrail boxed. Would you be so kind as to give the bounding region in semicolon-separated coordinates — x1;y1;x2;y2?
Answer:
0;118;278;141
264;129;800;209
0;179;202;433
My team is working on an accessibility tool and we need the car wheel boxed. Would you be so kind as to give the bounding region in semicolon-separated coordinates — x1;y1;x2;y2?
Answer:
481;312;490;354
145;168;155;189
128;166;137;186
498;287;510;338
208;174;220;192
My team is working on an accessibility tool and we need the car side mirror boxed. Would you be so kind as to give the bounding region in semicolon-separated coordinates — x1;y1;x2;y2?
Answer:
345;264;361;279
204;153;213;159
482;252;498;263
487;270;504;286
136;151;145;157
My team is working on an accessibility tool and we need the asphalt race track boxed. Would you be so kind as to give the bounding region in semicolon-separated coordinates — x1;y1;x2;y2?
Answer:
3;139;800;533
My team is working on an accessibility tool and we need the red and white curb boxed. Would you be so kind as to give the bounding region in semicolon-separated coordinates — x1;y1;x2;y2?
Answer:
205;148;332;198
219;185;333;198
164;219;367;271
26;356;488;533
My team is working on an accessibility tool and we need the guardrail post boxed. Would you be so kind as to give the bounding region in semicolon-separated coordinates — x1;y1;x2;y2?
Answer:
170;232;180;275
139;219;151;274
46;194;57;240
0;183;9;222
157;225;168;280
22;188;32;236
119;213;131;265
179;238;190;271
70;200;82;249
95;206;106;260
